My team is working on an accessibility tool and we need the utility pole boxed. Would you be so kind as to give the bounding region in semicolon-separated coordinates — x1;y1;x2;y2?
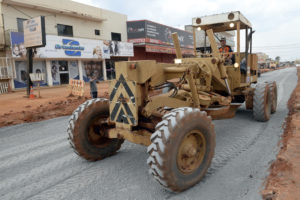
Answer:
26;48;33;96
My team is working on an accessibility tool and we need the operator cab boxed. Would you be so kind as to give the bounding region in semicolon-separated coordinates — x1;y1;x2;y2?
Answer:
192;11;258;85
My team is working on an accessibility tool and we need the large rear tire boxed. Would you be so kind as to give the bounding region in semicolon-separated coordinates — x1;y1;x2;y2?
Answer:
267;81;278;114
147;107;215;192
253;83;272;122
67;98;123;161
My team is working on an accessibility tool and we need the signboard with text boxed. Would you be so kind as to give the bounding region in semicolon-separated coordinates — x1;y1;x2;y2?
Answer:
23;16;46;48
11;33;133;59
127;20;194;49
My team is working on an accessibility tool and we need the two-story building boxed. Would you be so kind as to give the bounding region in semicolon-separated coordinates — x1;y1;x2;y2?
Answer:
0;0;133;90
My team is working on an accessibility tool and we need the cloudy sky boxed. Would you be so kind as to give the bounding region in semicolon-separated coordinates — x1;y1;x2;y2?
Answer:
74;0;300;61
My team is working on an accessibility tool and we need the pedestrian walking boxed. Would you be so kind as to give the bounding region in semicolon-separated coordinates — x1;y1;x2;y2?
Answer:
89;71;99;98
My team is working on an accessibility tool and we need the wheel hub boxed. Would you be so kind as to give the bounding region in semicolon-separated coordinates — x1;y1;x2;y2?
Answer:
177;130;206;174
87;118;110;147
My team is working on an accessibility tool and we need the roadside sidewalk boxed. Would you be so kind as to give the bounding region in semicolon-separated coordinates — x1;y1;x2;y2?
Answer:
262;67;300;200
0;82;109;127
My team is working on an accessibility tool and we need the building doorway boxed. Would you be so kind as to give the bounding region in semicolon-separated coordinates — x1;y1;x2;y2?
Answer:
58;61;69;84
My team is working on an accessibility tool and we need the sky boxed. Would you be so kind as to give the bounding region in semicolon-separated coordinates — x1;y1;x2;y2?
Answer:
73;0;300;61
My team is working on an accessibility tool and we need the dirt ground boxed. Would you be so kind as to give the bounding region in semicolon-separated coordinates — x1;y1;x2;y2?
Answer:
0;82;109;128
262;67;300;200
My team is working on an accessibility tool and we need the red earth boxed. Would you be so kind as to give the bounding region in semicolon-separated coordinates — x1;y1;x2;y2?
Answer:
0;82;109;127
262;68;300;200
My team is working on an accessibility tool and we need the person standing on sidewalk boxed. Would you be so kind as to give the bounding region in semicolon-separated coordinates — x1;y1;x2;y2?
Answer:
89;71;99;98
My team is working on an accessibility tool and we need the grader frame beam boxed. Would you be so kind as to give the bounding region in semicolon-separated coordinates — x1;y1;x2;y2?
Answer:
107;128;152;146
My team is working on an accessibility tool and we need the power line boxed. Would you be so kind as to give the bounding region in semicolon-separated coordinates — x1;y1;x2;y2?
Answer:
252;49;300;51
252;46;300;50
252;43;300;48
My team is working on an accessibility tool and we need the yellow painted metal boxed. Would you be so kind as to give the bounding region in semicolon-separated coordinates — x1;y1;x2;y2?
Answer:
107;13;260;130
109;77;138;129
206;29;227;80
206;29;220;58
164;66;188;73
172;32;182;59
107;128;151;146
236;22;240;68
186;66;201;108
142;93;192;117
176;130;206;174
115;60;159;84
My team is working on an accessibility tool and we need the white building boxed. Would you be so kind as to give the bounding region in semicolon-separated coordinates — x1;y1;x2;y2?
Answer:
0;0;133;90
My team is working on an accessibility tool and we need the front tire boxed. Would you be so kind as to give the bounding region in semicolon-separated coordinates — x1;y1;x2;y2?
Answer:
147;107;215;192
67;98;123;161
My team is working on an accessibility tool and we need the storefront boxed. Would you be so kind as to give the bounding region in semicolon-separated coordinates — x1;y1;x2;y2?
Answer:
50;60;80;85
10;32;134;88
127;20;194;63
14;60;47;88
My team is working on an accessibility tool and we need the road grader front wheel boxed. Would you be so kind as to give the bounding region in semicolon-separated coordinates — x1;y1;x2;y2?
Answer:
147;107;215;192
67;98;123;161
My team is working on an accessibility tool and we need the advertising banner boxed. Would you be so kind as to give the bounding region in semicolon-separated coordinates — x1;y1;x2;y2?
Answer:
23;16;46;48
50;61;60;85
37;35;106;59
10;33;133;59
10;32;27;58
127;21;146;39
69;61;79;80
104;40;134;57
127;20;194;49
83;61;103;81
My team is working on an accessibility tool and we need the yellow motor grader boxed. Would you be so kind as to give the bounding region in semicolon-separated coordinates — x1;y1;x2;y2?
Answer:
67;11;277;192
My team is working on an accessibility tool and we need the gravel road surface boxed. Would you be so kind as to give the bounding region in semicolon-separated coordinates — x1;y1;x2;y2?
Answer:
0;67;297;200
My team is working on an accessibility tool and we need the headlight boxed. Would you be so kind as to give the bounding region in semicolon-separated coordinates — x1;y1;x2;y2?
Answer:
197;27;201;31
229;23;234;28
175;59;182;64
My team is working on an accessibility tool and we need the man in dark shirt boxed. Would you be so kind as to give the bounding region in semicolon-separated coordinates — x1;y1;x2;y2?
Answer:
219;37;234;65
89;71;98;98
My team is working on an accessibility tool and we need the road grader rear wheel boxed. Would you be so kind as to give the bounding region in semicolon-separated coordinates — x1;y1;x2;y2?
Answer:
267;81;278;114
253;83;272;122
147;107;215;192
67;98;123;161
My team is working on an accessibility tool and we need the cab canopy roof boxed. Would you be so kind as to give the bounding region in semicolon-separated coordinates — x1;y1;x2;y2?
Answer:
192;11;252;32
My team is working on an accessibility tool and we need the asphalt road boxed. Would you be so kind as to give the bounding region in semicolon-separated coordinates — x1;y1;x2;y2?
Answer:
0;67;297;200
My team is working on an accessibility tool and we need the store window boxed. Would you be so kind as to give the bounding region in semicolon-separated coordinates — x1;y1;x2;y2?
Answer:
58;61;68;71
14;61;47;88
106;60;115;80
57;24;73;37
17;18;27;32
83;61;103;81
58;61;69;84
111;32;121;41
